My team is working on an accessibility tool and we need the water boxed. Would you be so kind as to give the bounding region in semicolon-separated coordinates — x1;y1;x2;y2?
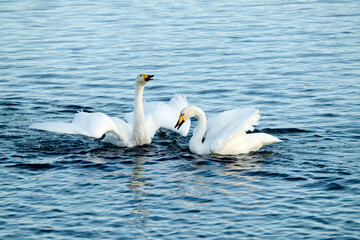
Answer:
1;0;359;239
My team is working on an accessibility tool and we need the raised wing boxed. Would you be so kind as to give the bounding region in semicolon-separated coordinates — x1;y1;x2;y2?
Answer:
30;111;131;144
125;94;191;138
206;108;260;153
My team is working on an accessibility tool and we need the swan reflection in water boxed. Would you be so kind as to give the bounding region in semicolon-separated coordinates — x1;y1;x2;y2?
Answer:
124;150;268;234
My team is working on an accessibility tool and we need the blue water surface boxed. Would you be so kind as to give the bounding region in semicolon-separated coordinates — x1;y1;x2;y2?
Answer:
1;0;359;239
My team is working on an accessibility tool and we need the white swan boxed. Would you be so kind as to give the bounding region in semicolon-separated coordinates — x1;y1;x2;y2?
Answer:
30;74;191;147
175;106;282;155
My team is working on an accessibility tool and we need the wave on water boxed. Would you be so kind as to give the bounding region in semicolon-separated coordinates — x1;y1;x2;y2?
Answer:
259;128;312;134
7;163;59;171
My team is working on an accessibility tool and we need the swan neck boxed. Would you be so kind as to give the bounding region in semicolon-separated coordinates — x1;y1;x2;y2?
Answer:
189;107;209;154
131;84;148;145
134;84;144;118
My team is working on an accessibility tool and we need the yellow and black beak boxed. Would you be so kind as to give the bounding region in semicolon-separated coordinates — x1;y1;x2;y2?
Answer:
175;114;185;130
144;74;154;82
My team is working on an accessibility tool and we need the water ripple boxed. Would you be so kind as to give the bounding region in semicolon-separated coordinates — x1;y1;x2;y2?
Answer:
1;0;359;239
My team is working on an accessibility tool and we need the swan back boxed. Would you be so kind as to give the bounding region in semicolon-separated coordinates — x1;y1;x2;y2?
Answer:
215;132;282;155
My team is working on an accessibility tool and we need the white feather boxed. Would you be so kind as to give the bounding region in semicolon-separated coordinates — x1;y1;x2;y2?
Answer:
125;94;191;138
177;106;282;155
30;74;190;147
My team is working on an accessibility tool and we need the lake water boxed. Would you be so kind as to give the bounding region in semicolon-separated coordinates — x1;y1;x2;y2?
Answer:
1;0;359;239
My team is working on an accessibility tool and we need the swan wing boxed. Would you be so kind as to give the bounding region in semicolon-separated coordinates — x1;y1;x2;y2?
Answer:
206;108;260;153
125;94;191;138
30;111;131;145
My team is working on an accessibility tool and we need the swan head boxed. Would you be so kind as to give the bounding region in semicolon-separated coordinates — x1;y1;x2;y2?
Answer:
175;106;195;130
136;74;154;86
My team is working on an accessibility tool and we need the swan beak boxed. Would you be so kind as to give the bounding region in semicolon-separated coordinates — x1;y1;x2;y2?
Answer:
144;74;154;82
175;114;185;130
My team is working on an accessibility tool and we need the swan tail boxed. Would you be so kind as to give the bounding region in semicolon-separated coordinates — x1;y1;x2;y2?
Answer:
257;133;283;146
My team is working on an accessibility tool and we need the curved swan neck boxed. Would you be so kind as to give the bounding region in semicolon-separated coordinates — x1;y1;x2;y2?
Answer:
189;107;209;154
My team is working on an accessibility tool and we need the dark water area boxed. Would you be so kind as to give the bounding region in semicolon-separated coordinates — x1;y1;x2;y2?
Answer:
1;0;359;239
